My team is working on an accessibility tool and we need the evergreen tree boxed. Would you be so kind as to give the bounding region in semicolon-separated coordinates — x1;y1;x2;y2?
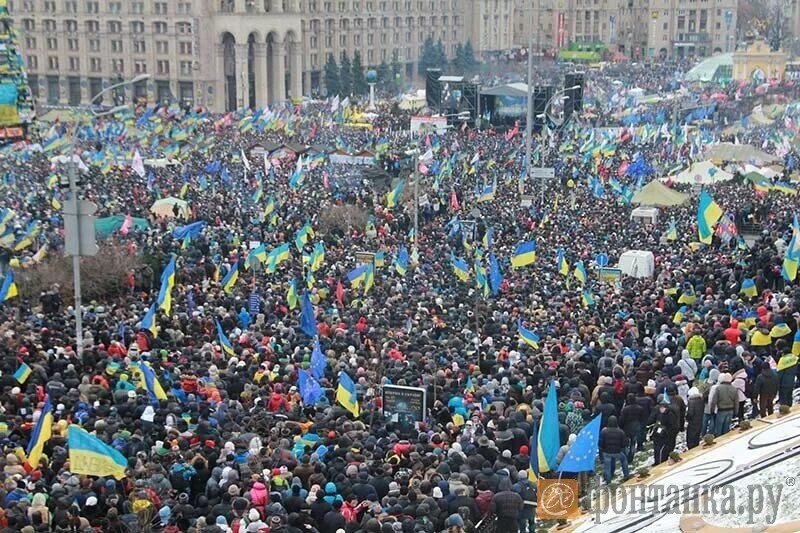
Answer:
376;61;391;92
391;51;404;92
339;52;352;96
453;43;465;71
463;40;478;71
435;39;448;69
418;36;437;75
352;51;367;95
324;54;340;97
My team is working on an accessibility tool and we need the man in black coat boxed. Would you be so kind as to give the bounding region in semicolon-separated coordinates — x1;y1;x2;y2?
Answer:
599;415;629;484
650;395;679;465
321;501;346;533
617;394;644;461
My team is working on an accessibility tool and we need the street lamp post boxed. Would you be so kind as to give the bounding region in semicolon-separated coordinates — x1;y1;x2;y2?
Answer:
523;3;535;192
65;74;150;359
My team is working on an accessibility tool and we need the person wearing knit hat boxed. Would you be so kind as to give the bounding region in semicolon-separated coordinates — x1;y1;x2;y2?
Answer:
711;372;738;437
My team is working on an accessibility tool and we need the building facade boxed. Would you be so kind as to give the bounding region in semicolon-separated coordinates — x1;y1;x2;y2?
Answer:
513;0;736;61
10;0;507;112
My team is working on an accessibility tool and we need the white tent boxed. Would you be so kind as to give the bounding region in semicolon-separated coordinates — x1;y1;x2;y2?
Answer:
668;160;733;185
618;250;654;278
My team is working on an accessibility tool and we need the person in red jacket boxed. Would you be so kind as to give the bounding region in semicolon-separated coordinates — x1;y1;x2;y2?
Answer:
723;319;741;344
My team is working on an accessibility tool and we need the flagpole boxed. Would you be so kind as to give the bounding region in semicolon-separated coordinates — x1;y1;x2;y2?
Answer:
523;3;534;193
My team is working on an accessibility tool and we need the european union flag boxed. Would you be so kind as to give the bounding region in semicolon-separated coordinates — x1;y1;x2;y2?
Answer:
205;160;221;174
300;291;317;337
298;369;324;405
172;221;206;240
311;338;326;379
488;252;502;296
557;414;602;473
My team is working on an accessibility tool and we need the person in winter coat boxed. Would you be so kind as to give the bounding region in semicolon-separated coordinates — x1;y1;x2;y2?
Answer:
754;364;779;417
618;394;644;462
731;368;748;421
677;350;697;384
685;387;704;449
650;395;679;466
599;416;629;484
701;368;720;437
776;352;797;407
710;373;739;436
490;478;523;533
512;471;536;533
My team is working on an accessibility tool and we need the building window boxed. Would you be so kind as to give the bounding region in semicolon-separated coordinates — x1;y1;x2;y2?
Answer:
47;76;60;104
43;0;55;11
153;22;168;34
109;1;122;13
156;41;169;54
48;56;59;70
108;21;122;33
46;37;57;50
179;81;194;103
131;1;144;13
179;60;193;76
340;34;346;46
25;36;36;49
22;0;34;11
133;40;146;54
157;60;170;75
69;57;80;71
27;56;38;70
112;58;124;73
134;60;147;74
179;42;192;55
130;21;144;33
310;36;317;48
43;19;56;31
177;2;192;14
111;40;123;53
154;1;167;14
85;1;99;13
90;57;101;72
177;22;192;34
85;20;99;33
65;19;78;33
22;18;35;31
65;0;77;12
67;38;78;51
89;39;100;52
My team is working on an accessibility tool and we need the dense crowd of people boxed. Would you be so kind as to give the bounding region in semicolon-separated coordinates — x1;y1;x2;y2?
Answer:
0;62;800;533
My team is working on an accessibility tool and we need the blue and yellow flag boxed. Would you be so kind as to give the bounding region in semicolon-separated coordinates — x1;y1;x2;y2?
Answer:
294;223;315;251
451;254;470;282
140;303;158;337
517;319;540;348
488;252;503;296
132;361;167;402
556;249;569;276
68;425;127;479
336;371;360;417
530;380;560;480
394;246;409;276
263;197;276;218
347;264;369;287
13;362;31;384
386;179;405;209
156;256;176;315
221;263;239;294
363;263;375;294
26;397;53;469
792;330;800;356
581;289;595;307
215;319;235;356
697;191;722;245
673;305;687;325
0;269;17;302
287;279;299;310
782;214;800;281
666;218;678;241
266;243;291;273
310;241;326;272
741;278;757;298
511;240;537;268
483;226;494;249
245;244;267;269
574;260;588;285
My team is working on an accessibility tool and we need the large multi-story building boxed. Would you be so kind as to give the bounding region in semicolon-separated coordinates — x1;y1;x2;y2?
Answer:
513;0;736;61
10;0;515;112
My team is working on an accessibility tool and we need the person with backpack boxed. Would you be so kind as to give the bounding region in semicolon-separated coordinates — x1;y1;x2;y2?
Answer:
512;471;536;533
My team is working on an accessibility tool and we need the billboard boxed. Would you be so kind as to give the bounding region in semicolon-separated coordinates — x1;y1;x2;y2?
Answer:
382;385;426;432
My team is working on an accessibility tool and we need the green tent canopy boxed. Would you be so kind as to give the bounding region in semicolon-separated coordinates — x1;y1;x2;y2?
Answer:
95;215;149;238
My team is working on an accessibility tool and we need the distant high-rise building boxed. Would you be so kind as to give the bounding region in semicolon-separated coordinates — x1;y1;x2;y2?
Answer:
10;0;517;112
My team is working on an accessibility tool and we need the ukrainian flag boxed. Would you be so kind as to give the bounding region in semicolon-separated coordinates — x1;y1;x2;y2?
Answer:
287;279;298;309
347;264;369;287
386;179;405;209
792;330;800;356
774;182;797;195
363;263;375;294
582;290;595;307
556;249;569;276
574;260;588;285
517;319;540;348
221;263;239;294
673;305;687;325
266;243;291;273
13;362;31;384
246;244;268;269
677;286;697;305
132;361;167;401
140;303;159;337
0;207;15;225
215;319;235;356
68;425;127;479
530;380;560;480
666;218;678;241
263;197;276;218
697;191;723;245
770;322;792;338
451;254;470;282
511;241;537;268
156;256;176;314
336;371;360;417
0;269;18;302
375;251;385;268
310;241;326;272
477;181;495;202
26;397;53;470
741;278;758;298
394;246;409;276
306;269;316;289
475;260;489;297
483;227;494;249
294;223;315;251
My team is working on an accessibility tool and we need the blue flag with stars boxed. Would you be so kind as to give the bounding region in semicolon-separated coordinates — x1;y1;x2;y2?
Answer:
557;414;602;473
